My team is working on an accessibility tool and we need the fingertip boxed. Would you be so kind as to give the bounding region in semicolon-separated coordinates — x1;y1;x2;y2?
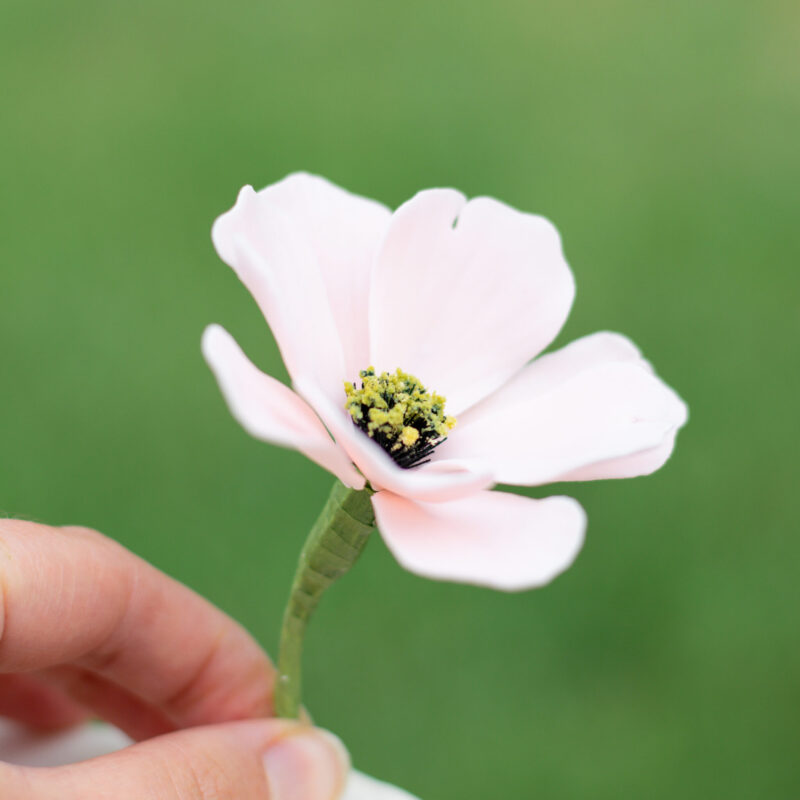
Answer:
263;726;350;800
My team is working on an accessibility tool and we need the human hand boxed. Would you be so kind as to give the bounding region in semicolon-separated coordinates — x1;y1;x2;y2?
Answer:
0;519;349;799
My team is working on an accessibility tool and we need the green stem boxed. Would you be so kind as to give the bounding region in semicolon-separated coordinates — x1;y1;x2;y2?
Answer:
274;479;375;719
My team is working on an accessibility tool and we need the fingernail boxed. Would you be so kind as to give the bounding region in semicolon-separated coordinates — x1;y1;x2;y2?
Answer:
263;728;350;800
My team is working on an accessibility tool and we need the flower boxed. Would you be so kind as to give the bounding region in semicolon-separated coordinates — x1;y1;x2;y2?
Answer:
203;173;687;591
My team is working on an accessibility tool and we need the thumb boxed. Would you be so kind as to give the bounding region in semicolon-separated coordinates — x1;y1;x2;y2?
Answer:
1;719;350;800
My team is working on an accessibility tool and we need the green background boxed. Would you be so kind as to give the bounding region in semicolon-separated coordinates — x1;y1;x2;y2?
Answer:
2;1;798;797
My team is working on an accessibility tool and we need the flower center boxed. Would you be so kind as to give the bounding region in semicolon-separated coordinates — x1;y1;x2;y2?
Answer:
345;367;456;469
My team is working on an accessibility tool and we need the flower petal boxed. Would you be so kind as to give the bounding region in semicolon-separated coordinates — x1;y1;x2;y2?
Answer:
369;189;575;414
296;377;494;502
344;770;422;800
203;325;364;489
439;332;687;485
212;173;391;399
556;430;679;481
372;490;586;591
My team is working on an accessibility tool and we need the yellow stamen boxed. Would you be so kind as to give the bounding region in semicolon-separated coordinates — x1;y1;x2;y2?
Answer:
344;367;456;468
400;426;420;447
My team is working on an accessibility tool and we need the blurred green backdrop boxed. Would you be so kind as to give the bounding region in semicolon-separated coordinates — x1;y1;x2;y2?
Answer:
2;0;798;797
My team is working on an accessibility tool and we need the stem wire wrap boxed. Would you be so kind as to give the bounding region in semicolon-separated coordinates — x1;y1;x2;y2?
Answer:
274;480;375;718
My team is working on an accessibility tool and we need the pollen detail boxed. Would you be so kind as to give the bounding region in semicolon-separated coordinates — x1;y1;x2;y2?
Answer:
345;367;456;469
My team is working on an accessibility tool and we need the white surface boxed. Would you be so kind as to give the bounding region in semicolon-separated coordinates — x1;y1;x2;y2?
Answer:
345;769;422;800
0;720;421;799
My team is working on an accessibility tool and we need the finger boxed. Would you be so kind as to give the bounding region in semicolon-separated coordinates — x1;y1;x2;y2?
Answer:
1;719;350;800
39;665;175;741
0;520;274;729
0;675;87;731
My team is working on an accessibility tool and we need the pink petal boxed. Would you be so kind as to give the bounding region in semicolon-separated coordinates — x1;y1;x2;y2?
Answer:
296;377;494;502
203;325;364;489
212;173;391;401
372;490;586;591
439;332;687;485
369;190;575;414
556;430;679;481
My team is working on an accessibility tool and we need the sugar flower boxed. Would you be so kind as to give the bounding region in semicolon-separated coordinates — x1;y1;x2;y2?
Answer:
203;173;687;593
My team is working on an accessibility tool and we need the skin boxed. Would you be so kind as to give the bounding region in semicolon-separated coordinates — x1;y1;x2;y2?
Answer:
0;519;349;800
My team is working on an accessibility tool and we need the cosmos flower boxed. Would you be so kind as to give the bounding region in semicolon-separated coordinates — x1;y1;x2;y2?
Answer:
203;173;687;591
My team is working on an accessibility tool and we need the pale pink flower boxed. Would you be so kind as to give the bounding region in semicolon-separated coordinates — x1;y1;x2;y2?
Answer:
203;173;687;591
